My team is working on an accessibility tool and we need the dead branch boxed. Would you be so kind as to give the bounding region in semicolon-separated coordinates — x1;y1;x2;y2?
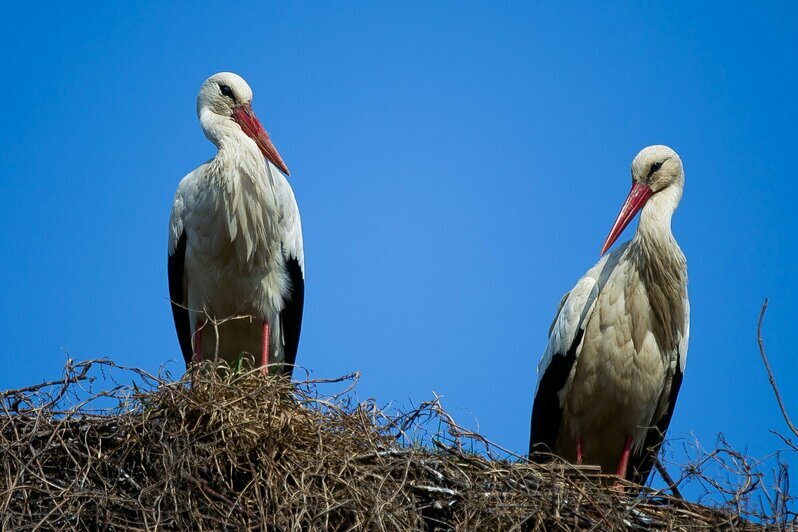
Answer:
757;298;798;440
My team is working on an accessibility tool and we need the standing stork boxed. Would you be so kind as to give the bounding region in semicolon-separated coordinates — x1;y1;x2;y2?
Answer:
529;145;689;485
168;72;304;376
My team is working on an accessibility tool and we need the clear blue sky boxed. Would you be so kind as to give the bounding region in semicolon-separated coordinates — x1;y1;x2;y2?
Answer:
1;1;796;503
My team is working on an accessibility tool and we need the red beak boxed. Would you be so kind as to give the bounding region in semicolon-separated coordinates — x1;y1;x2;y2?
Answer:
232;104;290;176
600;182;652;255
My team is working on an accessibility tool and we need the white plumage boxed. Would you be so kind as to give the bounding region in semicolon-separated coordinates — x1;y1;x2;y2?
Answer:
529;145;689;485
168;72;304;375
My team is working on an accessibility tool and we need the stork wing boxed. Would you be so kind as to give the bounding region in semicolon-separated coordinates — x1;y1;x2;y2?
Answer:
168;232;192;366
278;255;304;377
529;275;600;458
168;170;202;368
270;162;305;377
629;296;690;485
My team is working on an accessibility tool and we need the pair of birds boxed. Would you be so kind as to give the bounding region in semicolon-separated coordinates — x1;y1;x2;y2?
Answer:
168;72;689;486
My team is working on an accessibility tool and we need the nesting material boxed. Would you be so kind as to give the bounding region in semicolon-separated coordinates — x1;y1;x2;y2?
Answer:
0;360;758;530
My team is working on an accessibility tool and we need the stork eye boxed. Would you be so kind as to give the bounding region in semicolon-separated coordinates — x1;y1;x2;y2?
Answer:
648;161;663;178
219;84;236;100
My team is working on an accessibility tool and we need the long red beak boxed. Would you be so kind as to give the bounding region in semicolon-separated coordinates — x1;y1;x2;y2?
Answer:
232;104;290;176
600;182;652;255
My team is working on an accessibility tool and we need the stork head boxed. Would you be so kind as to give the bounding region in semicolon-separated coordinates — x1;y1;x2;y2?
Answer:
601;145;683;255
197;72;290;176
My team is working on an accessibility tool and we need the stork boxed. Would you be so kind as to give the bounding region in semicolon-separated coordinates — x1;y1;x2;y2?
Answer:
168;72;304;376
528;145;689;485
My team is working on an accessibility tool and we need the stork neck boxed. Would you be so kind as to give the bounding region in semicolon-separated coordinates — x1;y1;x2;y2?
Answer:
629;183;687;352
199;110;254;155
633;185;681;252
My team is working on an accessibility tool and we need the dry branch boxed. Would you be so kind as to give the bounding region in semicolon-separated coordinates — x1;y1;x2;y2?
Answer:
757;298;798;443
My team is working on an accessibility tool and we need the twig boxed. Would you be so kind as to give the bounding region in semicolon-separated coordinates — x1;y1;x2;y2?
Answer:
194;478;256;519
410;483;459;496
655;458;684;499
756;298;798;439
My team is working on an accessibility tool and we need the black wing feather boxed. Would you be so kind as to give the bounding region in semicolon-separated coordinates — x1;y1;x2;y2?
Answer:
168;232;193;367
278;255;304;377
528;328;583;459
628;354;684;485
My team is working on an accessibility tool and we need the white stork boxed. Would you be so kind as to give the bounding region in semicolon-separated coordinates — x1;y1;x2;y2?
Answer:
168;72;304;376
529;145;689;485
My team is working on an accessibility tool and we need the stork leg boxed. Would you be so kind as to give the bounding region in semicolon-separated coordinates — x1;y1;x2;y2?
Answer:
615;435;633;479
192;322;204;364
576;437;584;465
260;321;271;376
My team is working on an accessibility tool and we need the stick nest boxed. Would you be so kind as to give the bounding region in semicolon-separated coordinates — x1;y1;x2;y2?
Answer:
0;360;761;530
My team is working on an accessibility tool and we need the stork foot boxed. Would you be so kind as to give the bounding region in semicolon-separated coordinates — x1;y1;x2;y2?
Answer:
576;437;583;465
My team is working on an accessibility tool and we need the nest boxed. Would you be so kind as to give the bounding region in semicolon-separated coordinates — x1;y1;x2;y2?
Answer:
0;360;762;530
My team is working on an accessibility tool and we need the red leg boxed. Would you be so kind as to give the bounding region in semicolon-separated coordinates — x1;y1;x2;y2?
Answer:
260;321;271;375
615;436;634;479
576;437;584;465
192;322;204;364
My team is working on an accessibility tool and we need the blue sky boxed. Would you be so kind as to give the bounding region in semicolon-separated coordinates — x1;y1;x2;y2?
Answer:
1;1;796;504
